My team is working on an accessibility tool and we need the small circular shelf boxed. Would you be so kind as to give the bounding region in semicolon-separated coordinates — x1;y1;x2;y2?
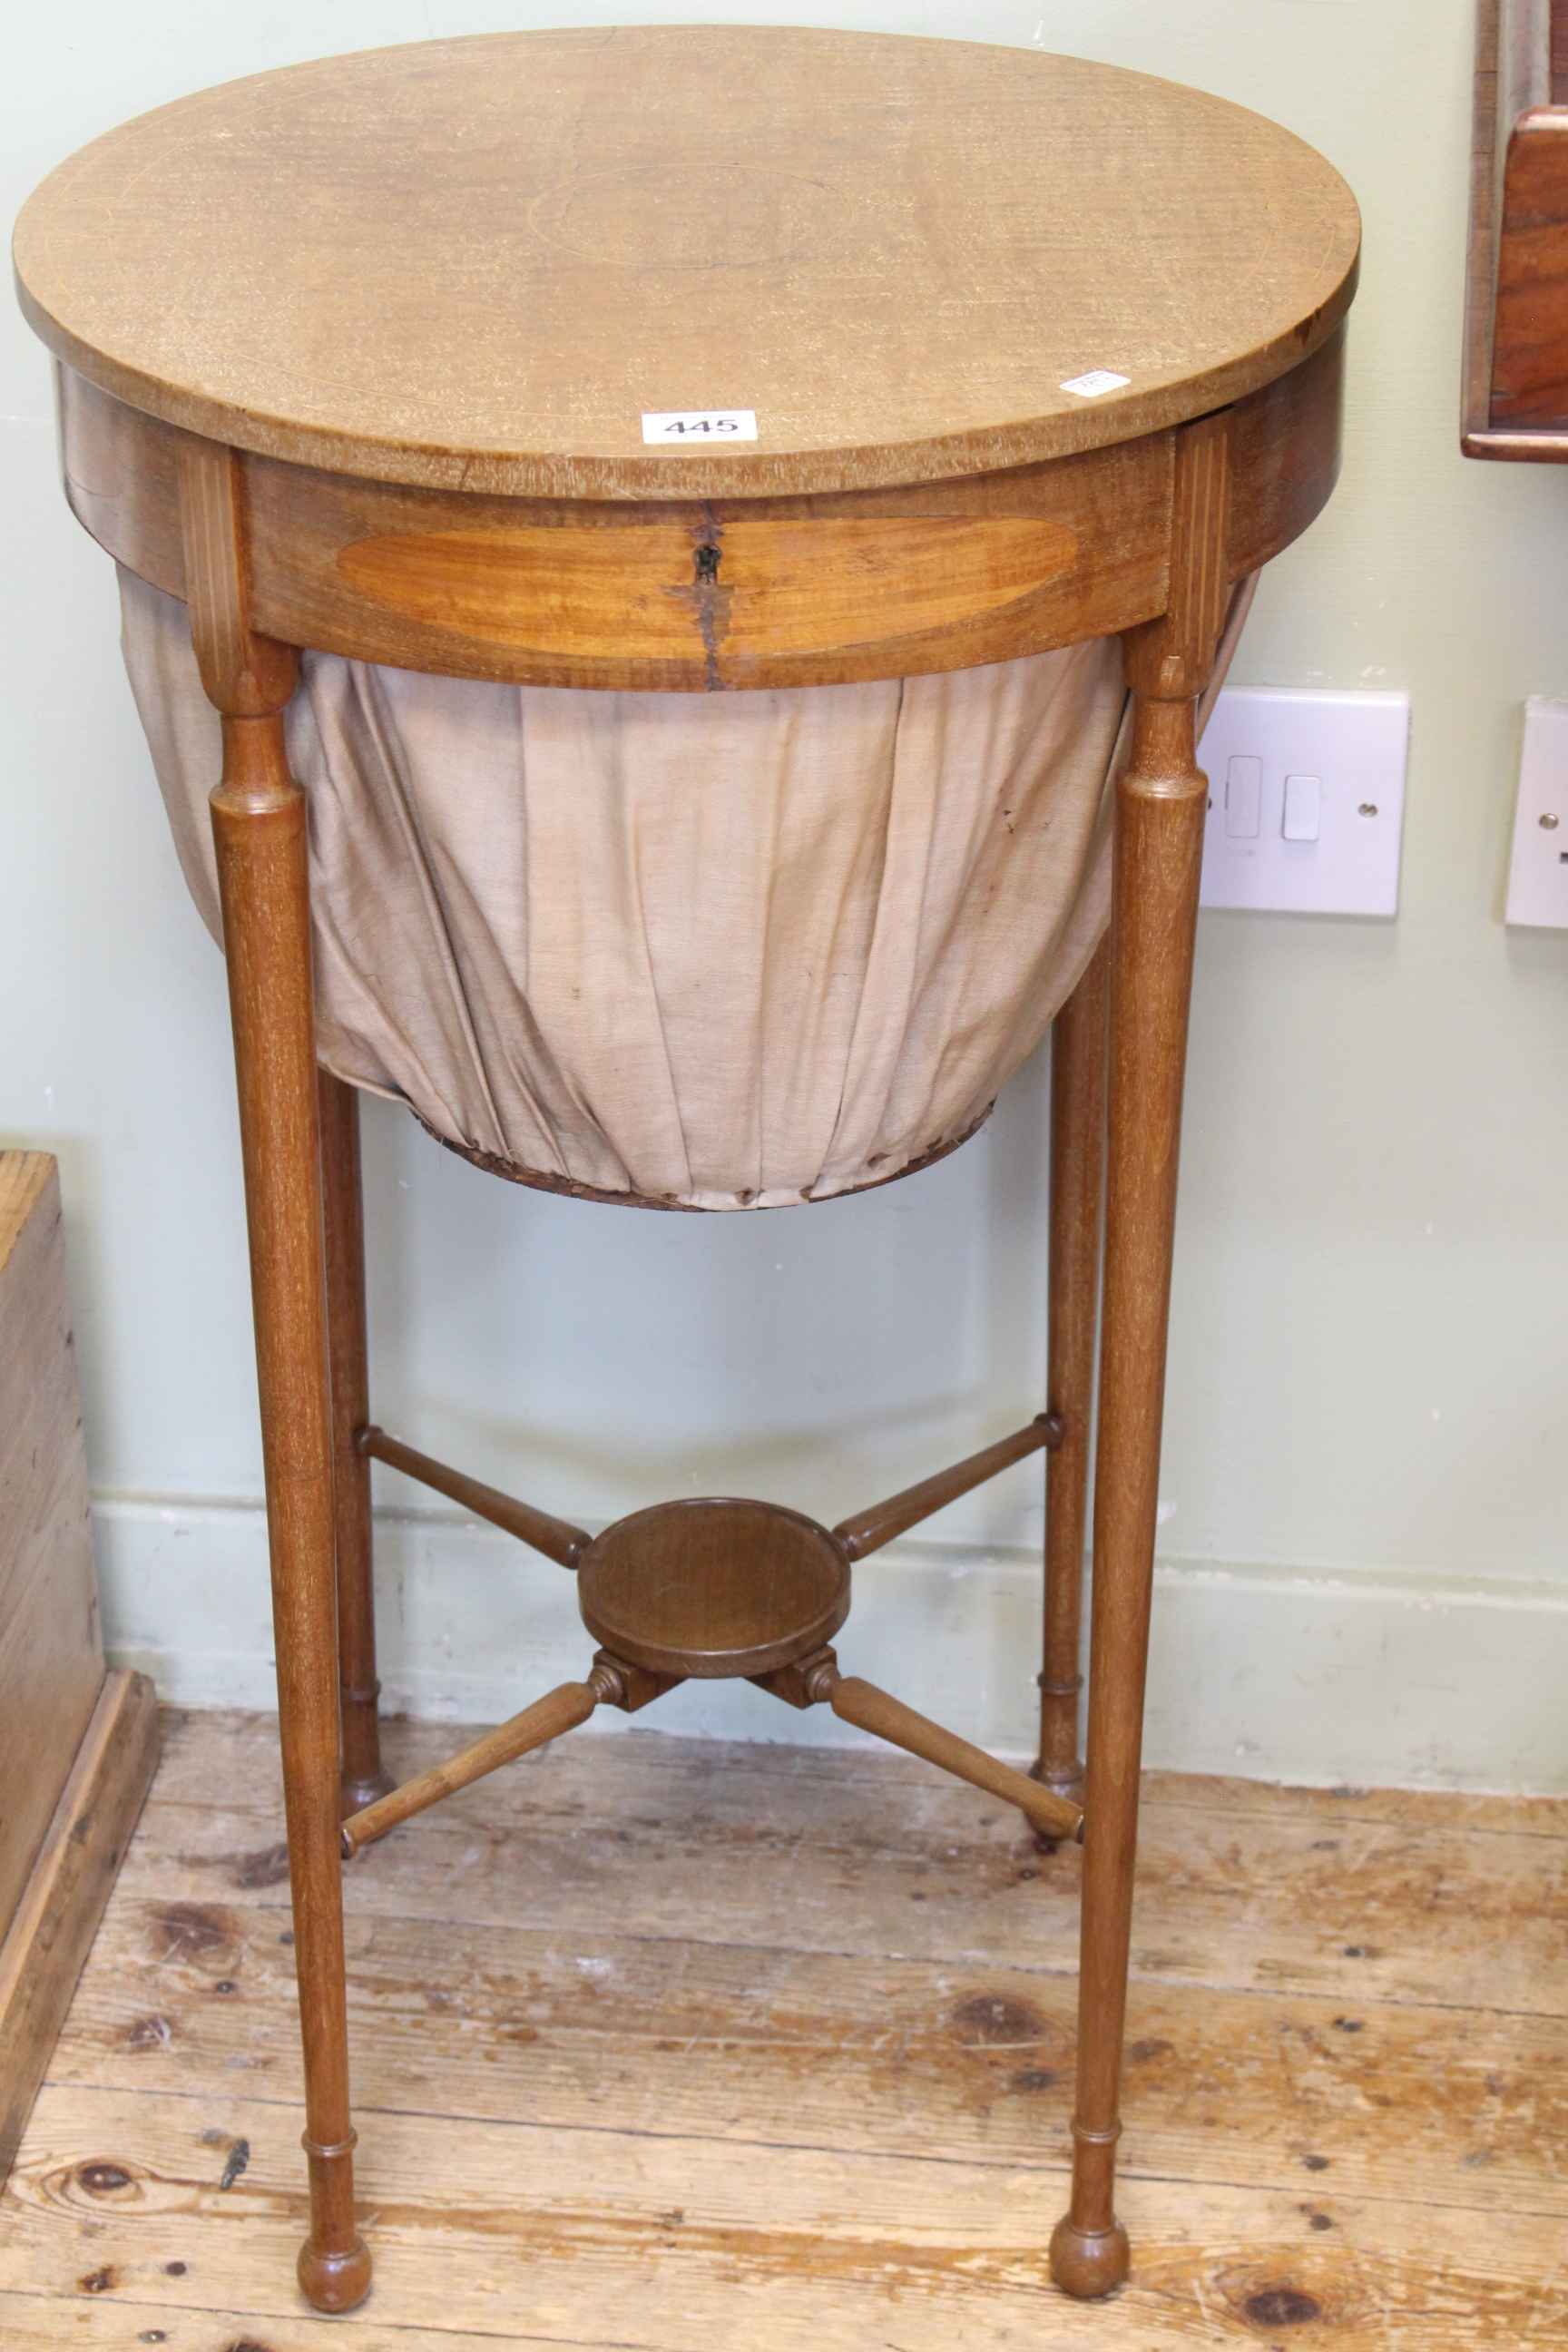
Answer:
577;1497;851;1680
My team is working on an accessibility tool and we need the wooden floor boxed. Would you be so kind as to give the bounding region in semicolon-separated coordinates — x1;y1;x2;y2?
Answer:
2;1710;1564;2349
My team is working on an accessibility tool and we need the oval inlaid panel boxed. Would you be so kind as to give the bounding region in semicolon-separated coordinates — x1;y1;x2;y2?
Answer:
338;514;1080;663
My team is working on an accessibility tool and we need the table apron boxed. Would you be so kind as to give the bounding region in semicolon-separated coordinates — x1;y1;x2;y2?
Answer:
56;329;1342;691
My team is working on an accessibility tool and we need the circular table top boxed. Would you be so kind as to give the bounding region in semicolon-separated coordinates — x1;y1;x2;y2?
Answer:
13;25;1358;502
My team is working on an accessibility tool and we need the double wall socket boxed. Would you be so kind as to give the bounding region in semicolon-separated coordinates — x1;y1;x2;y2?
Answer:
1197;689;1409;916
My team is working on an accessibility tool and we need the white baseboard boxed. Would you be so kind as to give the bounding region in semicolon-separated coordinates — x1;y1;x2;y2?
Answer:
92;1493;1568;1794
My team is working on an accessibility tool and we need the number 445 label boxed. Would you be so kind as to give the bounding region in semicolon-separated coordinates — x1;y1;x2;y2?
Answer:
642;408;759;446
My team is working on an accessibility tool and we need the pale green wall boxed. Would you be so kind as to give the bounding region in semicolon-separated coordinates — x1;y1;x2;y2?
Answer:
5;1;1565;1783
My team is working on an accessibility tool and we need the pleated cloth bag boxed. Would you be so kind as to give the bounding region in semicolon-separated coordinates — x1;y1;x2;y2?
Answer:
120;569;1251;1211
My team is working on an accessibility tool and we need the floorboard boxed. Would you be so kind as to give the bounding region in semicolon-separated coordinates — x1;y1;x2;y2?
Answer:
2;1709;1561;2348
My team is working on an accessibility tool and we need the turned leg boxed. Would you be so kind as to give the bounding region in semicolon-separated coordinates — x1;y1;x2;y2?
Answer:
1031;937;1108;1819
183;441;370;2313
319;1069;393;1814
212;738;370;2311
1051;415;1231;2300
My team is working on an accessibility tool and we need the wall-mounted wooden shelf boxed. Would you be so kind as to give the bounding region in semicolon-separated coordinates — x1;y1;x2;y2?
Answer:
1465;0;1568;457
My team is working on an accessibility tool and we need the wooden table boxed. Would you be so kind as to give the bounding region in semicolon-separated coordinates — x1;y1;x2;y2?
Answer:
14;24;1359;2319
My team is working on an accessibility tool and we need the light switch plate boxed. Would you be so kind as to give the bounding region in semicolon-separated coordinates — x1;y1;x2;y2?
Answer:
1505;699;1568;928
1198;689;1408;916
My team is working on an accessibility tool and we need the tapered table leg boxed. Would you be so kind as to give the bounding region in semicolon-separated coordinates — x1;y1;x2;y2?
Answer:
1051;414;1231;2299
184;438;370;2315
319;1069;393;1814
212;740;370;2311
1031;937;1108;1820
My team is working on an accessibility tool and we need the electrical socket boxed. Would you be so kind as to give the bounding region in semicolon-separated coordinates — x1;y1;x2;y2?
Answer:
1505;699;1568;929
1198;688;1408;916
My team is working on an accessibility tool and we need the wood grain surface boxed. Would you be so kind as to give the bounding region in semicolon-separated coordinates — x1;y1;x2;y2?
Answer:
0;1670;158;2184
0;1159;160;2188
16;25;1358;499
188;446;370;2308
1463;0;1568;458
578;1499;850;1681
2;1709;1562;2347
0;1156;103;1931
54;330;1346;693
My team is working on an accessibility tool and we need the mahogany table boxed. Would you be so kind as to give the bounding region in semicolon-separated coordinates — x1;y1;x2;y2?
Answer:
14;25;1359;2317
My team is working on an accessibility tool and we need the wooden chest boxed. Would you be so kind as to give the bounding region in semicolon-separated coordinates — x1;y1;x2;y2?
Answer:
0;1153;159;2180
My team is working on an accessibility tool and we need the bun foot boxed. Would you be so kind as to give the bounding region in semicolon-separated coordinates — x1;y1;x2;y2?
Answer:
299;2235;373;2313
1049;2215;1130;2299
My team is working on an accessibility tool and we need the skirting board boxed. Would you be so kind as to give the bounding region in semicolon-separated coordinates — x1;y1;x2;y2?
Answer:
0;1667;160;2180
92;1495;1568;1795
